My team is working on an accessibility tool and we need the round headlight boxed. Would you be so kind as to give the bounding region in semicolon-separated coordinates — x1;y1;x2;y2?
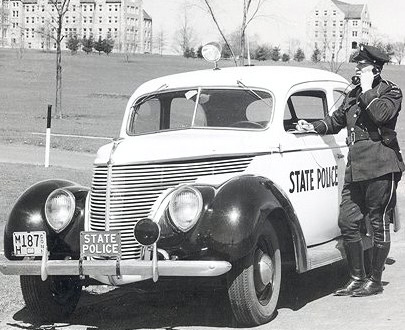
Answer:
168;186;203;232
45;189;76;233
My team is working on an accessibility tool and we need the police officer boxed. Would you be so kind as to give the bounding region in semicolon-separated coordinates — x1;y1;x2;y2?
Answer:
297;44;404;297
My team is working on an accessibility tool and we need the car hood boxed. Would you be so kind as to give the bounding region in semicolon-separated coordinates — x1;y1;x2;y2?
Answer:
94;129;274;165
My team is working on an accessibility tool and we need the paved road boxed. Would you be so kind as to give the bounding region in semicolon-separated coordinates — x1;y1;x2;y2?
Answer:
1;143;405;330
0;143;94;169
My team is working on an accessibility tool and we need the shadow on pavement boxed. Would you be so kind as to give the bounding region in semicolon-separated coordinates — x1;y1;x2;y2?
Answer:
7;258;397;329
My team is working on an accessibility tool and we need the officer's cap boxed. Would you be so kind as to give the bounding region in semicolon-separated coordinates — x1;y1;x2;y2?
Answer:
353;44;390;67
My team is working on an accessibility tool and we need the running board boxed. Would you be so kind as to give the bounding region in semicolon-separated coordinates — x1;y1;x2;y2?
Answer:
306;236;373;271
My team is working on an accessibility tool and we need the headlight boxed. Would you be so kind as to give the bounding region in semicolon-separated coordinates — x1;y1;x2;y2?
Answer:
45;189;76;233
168;186;203;232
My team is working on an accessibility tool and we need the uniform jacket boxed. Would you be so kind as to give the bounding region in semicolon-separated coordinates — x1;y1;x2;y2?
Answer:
313;76;405;183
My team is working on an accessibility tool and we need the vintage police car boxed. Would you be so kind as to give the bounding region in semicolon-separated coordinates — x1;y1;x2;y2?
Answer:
1;58;367;325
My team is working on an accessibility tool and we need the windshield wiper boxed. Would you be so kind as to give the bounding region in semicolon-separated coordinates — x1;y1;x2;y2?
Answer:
236;80;273;108
131;83;169;112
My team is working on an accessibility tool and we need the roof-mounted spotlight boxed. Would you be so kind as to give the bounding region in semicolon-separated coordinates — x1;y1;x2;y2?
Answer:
202;42;222;70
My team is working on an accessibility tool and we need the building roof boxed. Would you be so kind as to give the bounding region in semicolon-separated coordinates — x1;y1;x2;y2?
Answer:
332;0;364;19
143;10;152;21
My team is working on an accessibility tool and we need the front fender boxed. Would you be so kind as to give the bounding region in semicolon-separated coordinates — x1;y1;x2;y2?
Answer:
159;175;307;264
4;179;89;260
192;175;283;260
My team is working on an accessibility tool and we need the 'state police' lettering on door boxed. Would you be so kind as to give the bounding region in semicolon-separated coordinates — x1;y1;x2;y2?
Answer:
289;165;338;193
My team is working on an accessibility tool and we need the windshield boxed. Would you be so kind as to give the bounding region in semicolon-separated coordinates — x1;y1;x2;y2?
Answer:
127;88;273;135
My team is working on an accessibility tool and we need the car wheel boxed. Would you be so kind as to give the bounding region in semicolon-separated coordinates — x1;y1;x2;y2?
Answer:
227;222;281;326
20;275;82;322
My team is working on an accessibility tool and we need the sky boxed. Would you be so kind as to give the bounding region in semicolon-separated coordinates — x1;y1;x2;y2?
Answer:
143;0;405;54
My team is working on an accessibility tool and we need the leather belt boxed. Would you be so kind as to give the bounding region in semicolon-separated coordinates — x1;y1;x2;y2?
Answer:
346;130;381;145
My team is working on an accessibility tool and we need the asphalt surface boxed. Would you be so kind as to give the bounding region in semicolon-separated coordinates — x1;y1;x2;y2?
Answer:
1;143;405;330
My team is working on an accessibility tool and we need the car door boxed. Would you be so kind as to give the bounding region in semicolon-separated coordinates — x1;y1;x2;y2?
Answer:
270;82;348;246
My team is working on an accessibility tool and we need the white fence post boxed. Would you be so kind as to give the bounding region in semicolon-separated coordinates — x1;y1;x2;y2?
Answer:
45;104;52;168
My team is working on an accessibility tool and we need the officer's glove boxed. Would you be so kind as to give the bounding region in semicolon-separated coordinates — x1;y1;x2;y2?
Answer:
360;68;374;92
295;119;315;132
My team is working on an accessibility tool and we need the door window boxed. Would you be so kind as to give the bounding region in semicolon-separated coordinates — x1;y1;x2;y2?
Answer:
284;90;327;131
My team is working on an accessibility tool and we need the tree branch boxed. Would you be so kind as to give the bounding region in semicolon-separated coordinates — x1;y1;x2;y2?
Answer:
203;0;238;66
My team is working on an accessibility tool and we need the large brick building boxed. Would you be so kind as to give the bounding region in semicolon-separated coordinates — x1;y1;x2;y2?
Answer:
0;0;152;53
306;0;371;62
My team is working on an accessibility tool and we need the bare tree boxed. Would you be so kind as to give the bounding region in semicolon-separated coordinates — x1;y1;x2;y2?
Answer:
0;0;7;47
201;0;267;66
393;41;405;65
154;28;167;56
173;1;196;54
35;0;71;118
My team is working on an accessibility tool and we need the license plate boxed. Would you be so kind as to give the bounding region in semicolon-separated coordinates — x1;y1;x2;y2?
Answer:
13;231;47;257
80;231;121;258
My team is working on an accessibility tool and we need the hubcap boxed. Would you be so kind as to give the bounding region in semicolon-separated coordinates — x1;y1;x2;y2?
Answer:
254;249;274;294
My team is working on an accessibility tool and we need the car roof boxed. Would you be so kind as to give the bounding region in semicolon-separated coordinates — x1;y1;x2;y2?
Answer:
132;66;349;98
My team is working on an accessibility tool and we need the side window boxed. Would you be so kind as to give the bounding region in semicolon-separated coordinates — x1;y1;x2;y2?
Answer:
332;90;347;114
284;90;327;131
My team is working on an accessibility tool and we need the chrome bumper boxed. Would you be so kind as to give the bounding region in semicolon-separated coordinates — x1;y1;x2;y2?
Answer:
0;258;232;280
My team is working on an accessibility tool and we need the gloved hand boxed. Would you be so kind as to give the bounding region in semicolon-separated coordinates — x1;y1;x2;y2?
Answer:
360;67;374;92
295;119;314;132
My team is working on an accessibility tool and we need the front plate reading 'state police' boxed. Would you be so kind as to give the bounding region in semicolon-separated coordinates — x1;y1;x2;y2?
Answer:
80;231;121;258
13;231;46;257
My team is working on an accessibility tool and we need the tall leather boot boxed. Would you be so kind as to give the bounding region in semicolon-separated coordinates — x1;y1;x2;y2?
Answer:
334;240;366;296
352;242;390;297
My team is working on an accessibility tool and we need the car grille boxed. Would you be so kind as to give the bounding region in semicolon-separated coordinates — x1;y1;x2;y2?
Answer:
89;155;254;259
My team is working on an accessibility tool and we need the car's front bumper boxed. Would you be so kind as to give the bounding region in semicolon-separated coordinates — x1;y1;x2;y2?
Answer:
0;257;232;282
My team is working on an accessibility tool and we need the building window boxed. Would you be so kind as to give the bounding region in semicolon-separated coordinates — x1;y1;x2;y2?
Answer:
89;16;93;23
352;31;358;37
83;5;87;11
89;5;93;11
115;5;118;11
324;10;327;15
99;17;102;23
315;10;319;16
83;17;87;23
340;20;343;27
333;10;336;15
323;20;327;27
26;17;29;23
352;41;358;49
109;5;112;11
315;31;318;38
72;5;76;11
353;20;358;26
31;17;34;23
108;16;112;23
332;20;336;27
315;20;318;27
114;16;118;23
99;5;102;11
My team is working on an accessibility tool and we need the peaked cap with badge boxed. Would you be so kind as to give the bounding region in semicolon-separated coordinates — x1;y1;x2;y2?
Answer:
352;44;390;68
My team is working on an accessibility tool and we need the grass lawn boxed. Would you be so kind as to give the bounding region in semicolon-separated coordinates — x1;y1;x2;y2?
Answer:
2;48;405;153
